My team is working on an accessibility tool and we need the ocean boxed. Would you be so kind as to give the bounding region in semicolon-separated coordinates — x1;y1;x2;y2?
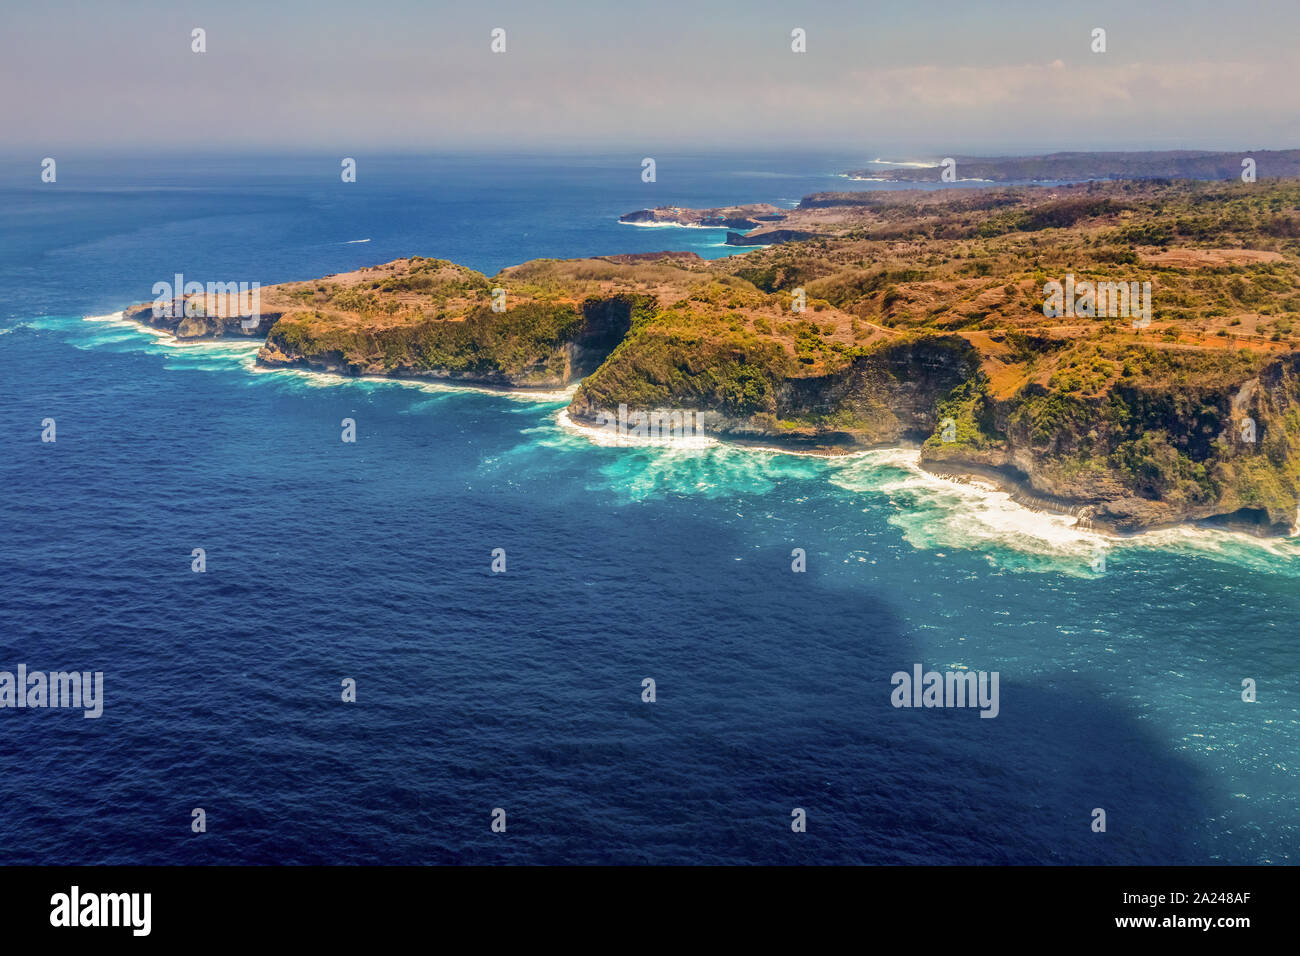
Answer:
0;152;1296;864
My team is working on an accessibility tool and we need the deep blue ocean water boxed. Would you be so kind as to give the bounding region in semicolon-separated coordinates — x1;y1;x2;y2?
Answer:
0;152;1296;865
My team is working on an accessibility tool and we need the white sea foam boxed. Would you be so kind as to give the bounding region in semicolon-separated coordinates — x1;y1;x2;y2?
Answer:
827;448;1300;574
551;421;1300;572
250;362;576;403
617;219;723;230
78;314;572;403
868;158;940;168
81;312;573;402
829;449;1107;571
80;311;260;352
528;412;825;501
72;311;1300;572
556;409;718;448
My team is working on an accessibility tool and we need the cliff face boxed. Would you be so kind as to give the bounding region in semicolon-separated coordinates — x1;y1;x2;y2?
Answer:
775;336;982;442
572;318;1300;533
921;350;1300;534
570;331;982;449
256;293;644;388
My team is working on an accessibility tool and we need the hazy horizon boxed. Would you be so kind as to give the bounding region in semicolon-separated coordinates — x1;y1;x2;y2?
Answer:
5;0;1300;155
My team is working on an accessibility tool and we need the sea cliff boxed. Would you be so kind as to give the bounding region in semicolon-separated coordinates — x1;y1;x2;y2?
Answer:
118;178;1300;534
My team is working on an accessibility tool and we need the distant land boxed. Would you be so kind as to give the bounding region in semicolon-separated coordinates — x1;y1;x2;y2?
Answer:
846;149;1300;183
619;203;787;230
120;154;1300;536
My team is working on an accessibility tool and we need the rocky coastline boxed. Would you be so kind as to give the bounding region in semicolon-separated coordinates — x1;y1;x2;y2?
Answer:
115;177;1300;536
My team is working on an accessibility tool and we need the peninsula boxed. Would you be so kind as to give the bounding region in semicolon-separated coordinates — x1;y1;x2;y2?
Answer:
120;175;1300;535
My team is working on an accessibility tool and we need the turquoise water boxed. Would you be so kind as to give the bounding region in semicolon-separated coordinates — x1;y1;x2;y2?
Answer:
0;154;1296;864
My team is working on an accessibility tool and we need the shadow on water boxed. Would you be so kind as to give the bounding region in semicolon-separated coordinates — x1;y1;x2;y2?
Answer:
0;336;1237;864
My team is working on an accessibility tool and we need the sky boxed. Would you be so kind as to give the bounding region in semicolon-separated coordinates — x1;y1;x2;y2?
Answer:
3;0;1299;155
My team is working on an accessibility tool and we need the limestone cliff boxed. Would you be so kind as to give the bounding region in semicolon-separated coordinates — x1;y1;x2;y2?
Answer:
922;349;1300;534
258;293;643;388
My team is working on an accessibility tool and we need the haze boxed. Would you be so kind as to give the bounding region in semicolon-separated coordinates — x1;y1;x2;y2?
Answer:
4;0;1298;154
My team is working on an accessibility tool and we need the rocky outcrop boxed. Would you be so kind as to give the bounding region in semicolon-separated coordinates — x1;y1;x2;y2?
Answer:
256;293;647;389
620;204;786;230
920;352;1300;535
121;299;282;339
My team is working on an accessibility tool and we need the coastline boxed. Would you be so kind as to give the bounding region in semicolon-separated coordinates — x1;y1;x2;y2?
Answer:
99;172;1300;543
86;311;579;402
85;307;1300;543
